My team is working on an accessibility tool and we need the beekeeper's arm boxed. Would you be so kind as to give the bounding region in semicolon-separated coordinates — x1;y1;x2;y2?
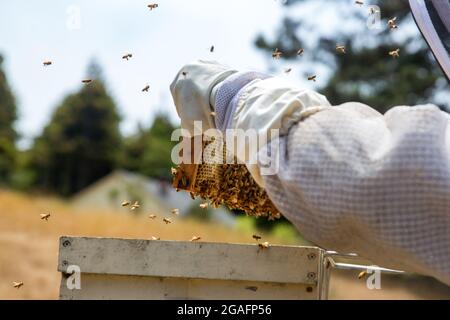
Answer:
171;60;450;285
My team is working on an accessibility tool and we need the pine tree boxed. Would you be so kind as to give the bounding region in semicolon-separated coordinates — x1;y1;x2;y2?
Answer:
32;60;122;196
0;54;18;183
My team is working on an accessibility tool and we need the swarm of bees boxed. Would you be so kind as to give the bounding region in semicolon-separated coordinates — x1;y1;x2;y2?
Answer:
122;53;133;61
147;3;158;10
336;45;346;54
43;60;52;66
13;281;24;289
388;17;398;30
389;48;400;59
40;213;51;221
272;48;282;59
190;236;201;242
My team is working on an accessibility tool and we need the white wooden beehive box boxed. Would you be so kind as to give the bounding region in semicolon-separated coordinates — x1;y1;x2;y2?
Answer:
58;236;331;300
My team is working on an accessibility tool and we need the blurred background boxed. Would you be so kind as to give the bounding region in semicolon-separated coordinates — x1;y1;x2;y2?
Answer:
0;0;449;299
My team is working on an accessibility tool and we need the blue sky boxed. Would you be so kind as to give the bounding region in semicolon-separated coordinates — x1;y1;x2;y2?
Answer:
0;0;292;148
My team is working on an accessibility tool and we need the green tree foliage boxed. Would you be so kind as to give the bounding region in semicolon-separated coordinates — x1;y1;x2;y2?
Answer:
255;0;448;113
120;113;177;181
31;60;122;196
0;54;18;183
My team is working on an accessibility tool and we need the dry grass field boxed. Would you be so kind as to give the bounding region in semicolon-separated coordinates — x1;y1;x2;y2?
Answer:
0;189;449;300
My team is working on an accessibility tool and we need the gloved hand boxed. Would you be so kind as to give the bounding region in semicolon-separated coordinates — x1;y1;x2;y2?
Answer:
170;60;237;136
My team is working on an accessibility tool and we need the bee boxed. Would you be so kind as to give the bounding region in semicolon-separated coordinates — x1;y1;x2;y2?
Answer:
355;0;364;6
40;213;51;221
336;45;346;54
245;286;258;292
148;3;158;10
82;79;92;84
210;45;215;53
258;241;270;250
272;48;282;59
148;214;157;219
307;75;317;82
122;53;133;60
171;208;179;215
182;71;188;77
121;200;130;207
163;217;172;224
43;60;52;66
284;68;292;74
389;48;400;58
210;112;216;117
388;17;398;30
297;48;304;56
358;270;367;279
190;236;201;242
142;85;150;92
252;234;262;241
130;201;140;211
13;282;24;289
151;236;160;240
199;202;208;209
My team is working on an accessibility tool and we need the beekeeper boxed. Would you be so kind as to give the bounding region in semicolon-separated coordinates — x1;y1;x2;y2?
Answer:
170;0;450;285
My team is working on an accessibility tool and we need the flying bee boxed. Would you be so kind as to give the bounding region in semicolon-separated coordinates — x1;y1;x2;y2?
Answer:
190;236;201;242
13;282;24;289
171;167;178;176
163;217;172;224
210;45;215;53
308;75;317;82
130;201;140;211
82;79;92;84
121;200;130;207
388;17;398;30
336;45;346;54
148;3;158;10
358;270;367;279
171;208;179;215
148;214;157;219
182;71;188;77
272;48;282;59
245;286;258;292
43;60;52;66
389;48;400;58
355;0;364;6
297;48;304;56
151;236;160;240
40;213;51;221
284;68;292;74
210;112;216;117
252;234;262;241
122;53;133;60
258;241;270;250
142;85;150;92
199;203;208;209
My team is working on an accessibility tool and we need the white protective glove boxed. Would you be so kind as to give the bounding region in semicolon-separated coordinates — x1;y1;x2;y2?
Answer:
170;60;237;136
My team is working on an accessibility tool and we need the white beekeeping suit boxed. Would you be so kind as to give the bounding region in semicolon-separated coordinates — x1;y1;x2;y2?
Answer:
170;60;450;286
